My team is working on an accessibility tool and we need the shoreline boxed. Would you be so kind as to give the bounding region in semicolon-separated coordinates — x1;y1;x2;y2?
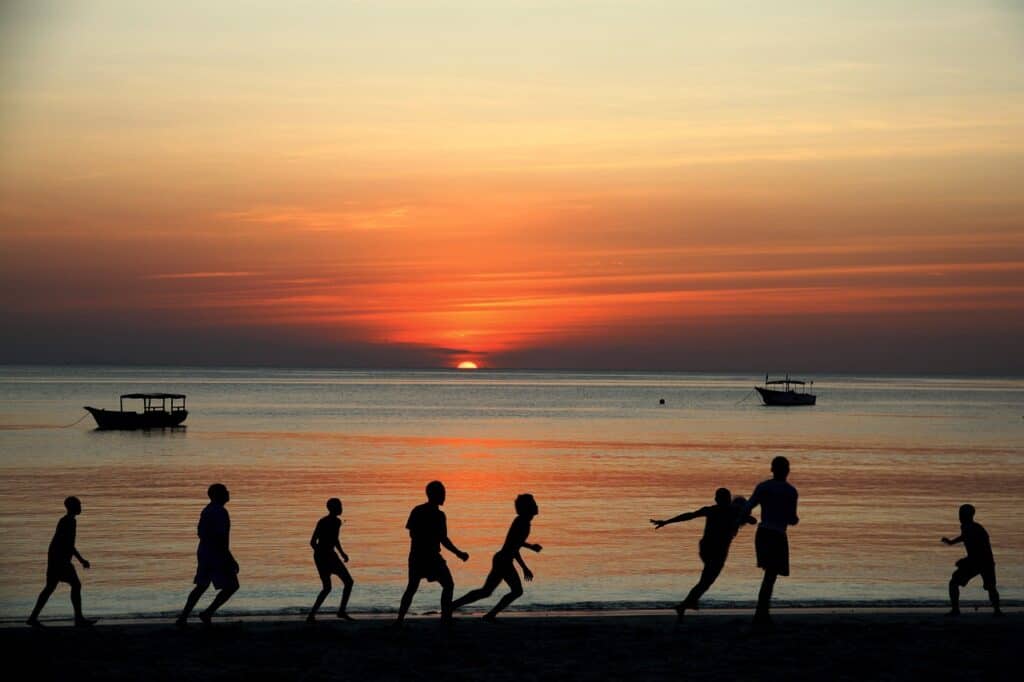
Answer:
4;602;1019;630
4;604;1018;628
4;611;1019;680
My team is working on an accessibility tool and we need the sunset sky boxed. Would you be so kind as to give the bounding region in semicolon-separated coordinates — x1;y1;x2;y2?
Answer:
2;1;1022;372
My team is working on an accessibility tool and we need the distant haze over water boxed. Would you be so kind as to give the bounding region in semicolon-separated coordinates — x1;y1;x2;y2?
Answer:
0;367;1021;619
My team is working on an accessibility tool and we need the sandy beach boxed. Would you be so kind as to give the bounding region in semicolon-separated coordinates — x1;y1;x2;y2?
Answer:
4;609;1018;680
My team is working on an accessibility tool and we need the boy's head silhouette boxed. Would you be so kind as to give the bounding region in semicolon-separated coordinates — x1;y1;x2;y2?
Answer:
64;496;82;515
515;493;539;517
959;503;976;523
208;483;230;505
426;480;446;505
771;456;790;479
715;488;731;506
327;498;342;515
732;495;749;509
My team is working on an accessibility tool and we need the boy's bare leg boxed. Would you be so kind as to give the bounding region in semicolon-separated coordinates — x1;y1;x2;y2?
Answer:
337;575;354;619
177;583;209;625
754;572;777;625
439;569;455;623
947;579;960;615
27;580;58;626
199;584;237;623
309;576;331;622
989;587;1002;615
396;576;419;625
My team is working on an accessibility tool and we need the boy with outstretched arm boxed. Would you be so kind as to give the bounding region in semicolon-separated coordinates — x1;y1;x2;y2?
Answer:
942;503;1001;616
651;488;755;622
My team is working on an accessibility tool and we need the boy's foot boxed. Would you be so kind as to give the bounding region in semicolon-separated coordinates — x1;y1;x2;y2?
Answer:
336;612;355;622
751;615;775;632
198;612;213;626
74;617;97;628
26;618;44;628
482;613;499;623
945;609;961;617
305;613;316;624
993;610;1005;618
175;617;188;629
674;603;688;623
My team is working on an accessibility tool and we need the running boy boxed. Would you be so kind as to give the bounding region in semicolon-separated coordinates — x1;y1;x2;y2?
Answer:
452;494;542;621
651;488;756;621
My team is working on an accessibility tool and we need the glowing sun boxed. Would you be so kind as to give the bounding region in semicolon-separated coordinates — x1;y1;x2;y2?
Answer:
457;361;479;370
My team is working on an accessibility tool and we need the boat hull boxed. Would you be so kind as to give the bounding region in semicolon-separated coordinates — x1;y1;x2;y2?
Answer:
84;407;188;430
755;387;816;406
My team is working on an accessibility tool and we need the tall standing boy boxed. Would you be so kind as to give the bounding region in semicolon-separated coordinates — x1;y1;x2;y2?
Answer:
177;483;239;626
742;456;799;628
395;481;469;626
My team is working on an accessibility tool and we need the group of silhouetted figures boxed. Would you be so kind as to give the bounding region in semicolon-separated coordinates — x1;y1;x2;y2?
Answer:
26;456;1002;629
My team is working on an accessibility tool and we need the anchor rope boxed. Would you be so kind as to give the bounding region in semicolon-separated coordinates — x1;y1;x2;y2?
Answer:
734;389;756;406
57;412;92;428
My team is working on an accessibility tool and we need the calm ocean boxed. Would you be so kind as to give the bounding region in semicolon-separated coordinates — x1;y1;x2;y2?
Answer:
1;367;1021;619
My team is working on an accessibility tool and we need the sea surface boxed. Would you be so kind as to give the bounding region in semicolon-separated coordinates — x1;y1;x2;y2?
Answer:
0;367;1021;620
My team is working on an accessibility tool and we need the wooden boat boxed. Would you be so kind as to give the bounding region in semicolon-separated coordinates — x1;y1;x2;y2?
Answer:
85;393;188;430
755;374;816;406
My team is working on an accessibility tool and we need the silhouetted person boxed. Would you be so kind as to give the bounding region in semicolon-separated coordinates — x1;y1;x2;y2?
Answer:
307;497;355;622
26;496;95;627
651;488;756;622
176;483;239;627
742;456;799;628
452;494;542;621
942;504;1001;616
395;481;469;626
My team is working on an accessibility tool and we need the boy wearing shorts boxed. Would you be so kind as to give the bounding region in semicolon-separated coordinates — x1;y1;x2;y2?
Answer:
307;497;355;622
942;504;1001;616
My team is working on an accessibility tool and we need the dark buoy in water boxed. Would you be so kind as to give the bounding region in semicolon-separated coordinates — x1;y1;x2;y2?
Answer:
659;398;665;405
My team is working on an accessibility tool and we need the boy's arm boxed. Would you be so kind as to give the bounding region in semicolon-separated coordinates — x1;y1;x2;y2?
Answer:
523;541;543;552
72;547;89;568
310;528;318;550
651;509;701;529
441;536;469;561
737;489;760;529
744;489;760;515
336;537;349;562
515;551;533;581
941;534;963;545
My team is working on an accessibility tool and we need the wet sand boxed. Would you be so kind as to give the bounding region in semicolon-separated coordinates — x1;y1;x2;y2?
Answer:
3;610;1018;680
